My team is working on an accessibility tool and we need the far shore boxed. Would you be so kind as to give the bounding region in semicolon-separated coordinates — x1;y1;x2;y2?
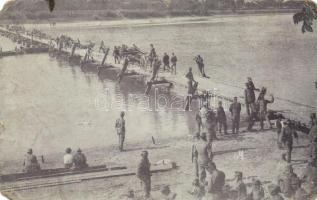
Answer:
0;8;300;25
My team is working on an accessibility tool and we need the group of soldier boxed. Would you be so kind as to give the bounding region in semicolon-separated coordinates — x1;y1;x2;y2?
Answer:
22;147;88;173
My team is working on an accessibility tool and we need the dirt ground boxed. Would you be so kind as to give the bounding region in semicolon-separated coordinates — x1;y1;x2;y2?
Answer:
1;120;313;200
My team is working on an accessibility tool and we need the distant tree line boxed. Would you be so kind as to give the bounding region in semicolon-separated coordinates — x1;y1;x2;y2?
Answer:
0;0;305;21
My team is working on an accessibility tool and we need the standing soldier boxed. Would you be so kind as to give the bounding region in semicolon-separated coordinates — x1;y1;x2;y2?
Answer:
170;53;177;74
186;67;196;95
162;53;170;71
194;55;206;77
244;82;256;116
217;101;228;135
257;88;274;130
150;57;161;82
115;111;126;152
281;120;298;163
149;44;157;68
113;46;120;64
309;118;317;160
99;40;105;53
229;97;241;134
276;114;283;149
136;151;151;199
192;132;213;183
247;77;260;93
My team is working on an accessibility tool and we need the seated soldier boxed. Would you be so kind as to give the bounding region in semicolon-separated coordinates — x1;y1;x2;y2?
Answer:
23;148;41;173
73;148;88;169
64;147;74;169
277;164;300;198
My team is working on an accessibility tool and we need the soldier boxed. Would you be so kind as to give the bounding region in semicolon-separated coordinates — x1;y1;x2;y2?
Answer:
278;164;300;198
186;67;196;96
257;88;274;130
204;162;226;200
281;120;298;163
194;55;206;77
192;132;212;183
301;159;317;196
244;82;256;116
113;46;120;64
162;53;170;71
232;171;247;200
115;111;126;151
73;148;88;169
217;101;228;135
229;97;241;134
170;53;177;74
99;40;105;52
309;113;316;128
23;148;41;173
187;178;205;200
136;151;151;199
160;185;177;200
206;108;218;141
247;77;260;92
266;184;284;200
150;58;161;82
63;147;73;169
276;114;283;149
309;118;317;160
149;44;157;68
248;179;265;200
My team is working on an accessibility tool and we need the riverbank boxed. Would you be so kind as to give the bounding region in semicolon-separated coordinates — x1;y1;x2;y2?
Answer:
1;126;312;200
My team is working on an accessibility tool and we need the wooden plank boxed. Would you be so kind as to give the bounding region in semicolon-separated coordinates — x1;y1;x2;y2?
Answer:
0;163;176;192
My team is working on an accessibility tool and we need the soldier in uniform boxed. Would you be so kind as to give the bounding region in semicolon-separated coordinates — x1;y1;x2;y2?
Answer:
162;53;170;71
160;185;177;200
217;101;227;135
229;97;241;134
244;82;256;116
149;44;157;68
192;132;212;183
73;148;88;169
281;120;298;163
204;162;226;200
170;53;177;74
232;171;247;200
136;151;151;199
248;179;265;200
277;164;300;198
301;159;317;197
257;88;274;130
23;148;41;173
266;184;284;200
276;114;283;149
115;111;126;151
309;118;317;160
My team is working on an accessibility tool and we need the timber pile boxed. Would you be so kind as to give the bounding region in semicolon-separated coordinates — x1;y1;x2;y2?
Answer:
0;163;176;192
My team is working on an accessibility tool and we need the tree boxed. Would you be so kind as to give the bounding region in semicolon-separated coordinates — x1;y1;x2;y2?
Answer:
293;0;317;33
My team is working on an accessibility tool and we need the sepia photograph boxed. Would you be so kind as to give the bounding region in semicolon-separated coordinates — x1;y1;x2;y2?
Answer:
0;0;317;199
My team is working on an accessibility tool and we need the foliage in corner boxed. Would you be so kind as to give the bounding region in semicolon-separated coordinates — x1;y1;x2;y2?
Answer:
293;0;317;33
45;0;55;12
